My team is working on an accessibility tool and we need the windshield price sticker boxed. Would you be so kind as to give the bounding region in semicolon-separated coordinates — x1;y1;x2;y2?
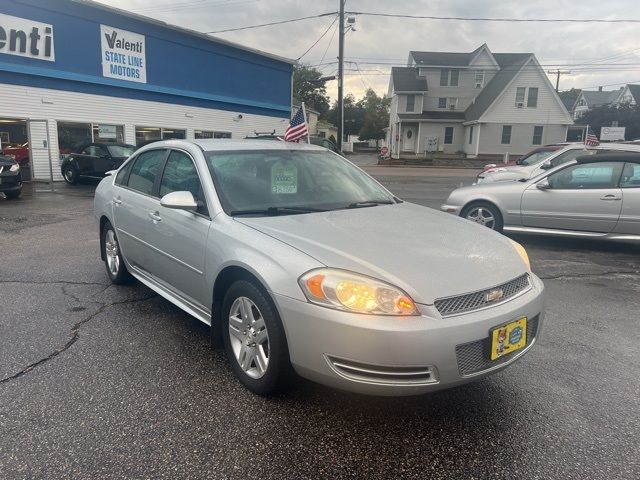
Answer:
271;163;298;194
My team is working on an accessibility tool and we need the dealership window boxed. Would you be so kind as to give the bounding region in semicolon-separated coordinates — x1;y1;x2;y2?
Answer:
406;94;415;112
58;122;92;154
468;126;474;145
93;124;125;143
195;130;232;139
515;87;526;107
501;125;512;144
527;87;539;107
438;97;447;109
444;127;454;144
533;126;543;145
135;127;186;147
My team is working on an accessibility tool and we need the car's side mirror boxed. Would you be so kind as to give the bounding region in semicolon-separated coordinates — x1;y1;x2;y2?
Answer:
160;191;198;211
540;160;552;170
536;179;551;190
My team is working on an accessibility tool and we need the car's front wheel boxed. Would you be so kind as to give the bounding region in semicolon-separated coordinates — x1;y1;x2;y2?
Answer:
222;280;292;396
102;221;132;284
461;201;503;232
62;164;78;185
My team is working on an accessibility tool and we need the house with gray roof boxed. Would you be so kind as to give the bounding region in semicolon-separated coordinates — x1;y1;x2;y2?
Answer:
387;44;573;158
615;84;640;107
572;87;624;119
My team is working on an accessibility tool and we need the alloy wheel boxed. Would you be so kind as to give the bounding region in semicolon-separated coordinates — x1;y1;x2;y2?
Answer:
104;229;120;276
227;296;270;379
466;206;496;229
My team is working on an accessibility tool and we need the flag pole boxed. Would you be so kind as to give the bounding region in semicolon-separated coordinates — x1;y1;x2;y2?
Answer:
301;102;311;144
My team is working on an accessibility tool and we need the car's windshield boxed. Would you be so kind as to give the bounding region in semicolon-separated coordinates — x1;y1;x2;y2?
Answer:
107;145;136;158
205;149;395;215
518;149;557;166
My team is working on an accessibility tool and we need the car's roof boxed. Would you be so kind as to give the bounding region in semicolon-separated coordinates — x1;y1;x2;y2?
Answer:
148;139;328;152
576;152;640;164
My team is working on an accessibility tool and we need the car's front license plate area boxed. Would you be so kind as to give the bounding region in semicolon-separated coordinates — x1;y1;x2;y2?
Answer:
490;317;527;361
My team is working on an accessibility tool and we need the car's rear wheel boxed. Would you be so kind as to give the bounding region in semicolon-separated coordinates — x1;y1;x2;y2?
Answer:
461;202;503;232
102;221;132;284
4;189;21;199
222;280;292;396
62;165;78;185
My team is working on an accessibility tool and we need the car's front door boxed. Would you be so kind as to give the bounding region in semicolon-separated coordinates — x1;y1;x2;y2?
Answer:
614;162;640;235
145;149;211;311
112;149;167;271
521;161;624;233
92;144;114;176
75;145;98;177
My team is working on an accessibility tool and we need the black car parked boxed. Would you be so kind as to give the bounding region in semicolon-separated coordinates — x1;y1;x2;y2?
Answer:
0;154;23;199
61;143;136;185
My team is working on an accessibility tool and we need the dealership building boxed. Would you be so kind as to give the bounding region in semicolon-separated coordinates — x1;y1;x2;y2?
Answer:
0;0;294;183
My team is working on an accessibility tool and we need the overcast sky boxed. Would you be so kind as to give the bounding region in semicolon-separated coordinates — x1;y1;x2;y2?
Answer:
96;0;640;101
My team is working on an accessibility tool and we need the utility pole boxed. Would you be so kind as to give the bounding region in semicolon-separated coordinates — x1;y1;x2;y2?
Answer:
548;69;571;92
337;0;345;152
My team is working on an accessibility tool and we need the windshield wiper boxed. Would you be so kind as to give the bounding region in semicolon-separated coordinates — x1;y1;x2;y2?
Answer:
230;206;328;216
346;199;395;209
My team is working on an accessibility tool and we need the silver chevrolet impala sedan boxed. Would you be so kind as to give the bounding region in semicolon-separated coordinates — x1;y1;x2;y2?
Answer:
443;153;640;241
94;139;544;396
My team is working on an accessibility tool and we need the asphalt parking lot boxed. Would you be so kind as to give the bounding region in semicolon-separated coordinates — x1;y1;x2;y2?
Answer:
1;158;639;479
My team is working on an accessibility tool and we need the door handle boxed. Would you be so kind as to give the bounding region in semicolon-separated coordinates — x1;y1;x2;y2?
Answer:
148;211;162;222
113;197;122;205
600;195;621;201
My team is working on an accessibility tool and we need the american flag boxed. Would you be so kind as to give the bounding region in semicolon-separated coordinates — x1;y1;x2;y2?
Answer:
284;108;308;142
585;128;599;146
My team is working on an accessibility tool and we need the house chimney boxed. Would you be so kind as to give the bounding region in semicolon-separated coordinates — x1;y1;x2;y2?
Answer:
598;86;603;91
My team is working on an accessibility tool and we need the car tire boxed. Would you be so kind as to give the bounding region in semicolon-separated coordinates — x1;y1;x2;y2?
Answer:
461;201;503;232
4;189;21;199
221;280;292;396
101;221;133;284
62;165;79;185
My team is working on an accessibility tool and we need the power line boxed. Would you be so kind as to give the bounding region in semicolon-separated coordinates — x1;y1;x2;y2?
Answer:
318;20;339;67
297;15;339;61
206;12;337;34
345;11;640;23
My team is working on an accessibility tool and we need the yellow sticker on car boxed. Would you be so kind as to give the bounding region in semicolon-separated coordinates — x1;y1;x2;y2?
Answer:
491;317;527;360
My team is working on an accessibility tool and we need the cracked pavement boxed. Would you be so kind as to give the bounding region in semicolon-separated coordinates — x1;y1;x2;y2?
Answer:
1;169;639;479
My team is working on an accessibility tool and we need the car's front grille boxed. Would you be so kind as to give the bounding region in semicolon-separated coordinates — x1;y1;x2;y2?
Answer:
455;315;539;376
326;356;437;386
434;274;531;317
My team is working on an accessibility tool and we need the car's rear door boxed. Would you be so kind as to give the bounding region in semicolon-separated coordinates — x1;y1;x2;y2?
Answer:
521;161;624;233
144;149;211;311
613;162;640;235
112;148;168;271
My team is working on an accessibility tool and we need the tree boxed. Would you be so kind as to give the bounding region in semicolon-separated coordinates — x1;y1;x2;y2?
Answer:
558;88;581;112
327;94;365;139
292;65;330;117
580;104;640;140
357;88;390;146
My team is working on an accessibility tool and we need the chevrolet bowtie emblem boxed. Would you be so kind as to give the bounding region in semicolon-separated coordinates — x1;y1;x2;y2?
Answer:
486;288;504;302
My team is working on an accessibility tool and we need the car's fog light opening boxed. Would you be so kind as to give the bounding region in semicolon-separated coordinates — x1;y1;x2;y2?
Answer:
325;355;438;386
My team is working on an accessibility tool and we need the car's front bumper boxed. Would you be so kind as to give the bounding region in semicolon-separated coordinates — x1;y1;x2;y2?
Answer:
0;172;22;192
274;274;545;396
440;204;461;215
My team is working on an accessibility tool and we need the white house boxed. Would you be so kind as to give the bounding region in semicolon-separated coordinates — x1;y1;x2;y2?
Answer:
387;44;573;158
572;87;624;119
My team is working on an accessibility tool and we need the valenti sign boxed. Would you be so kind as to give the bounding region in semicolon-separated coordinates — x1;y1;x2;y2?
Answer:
0;13;55;61
100;25;146;83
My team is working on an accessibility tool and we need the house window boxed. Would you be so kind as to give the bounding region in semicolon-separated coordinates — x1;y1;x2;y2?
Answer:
440;69;449;86
406;94;415;112
438;97;447;108
444;127;454;144
533;126;543;145
469;126;474;145
527;87;539;107
501;125;512;144
515;87;526;107
475;71;484;88
439;69;459;86
448;98;458;110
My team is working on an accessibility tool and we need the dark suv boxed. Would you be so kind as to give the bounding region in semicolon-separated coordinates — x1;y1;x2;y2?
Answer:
0;155;23;199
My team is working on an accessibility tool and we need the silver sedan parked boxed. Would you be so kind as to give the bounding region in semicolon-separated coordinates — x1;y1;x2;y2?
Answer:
94;139;544;396
443;153;640;241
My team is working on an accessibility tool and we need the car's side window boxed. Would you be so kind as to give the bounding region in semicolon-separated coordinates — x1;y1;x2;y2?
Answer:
159;150;208;215
81;145;96;156
547;162;624;190
115;159;134;185
126;149;166;196
550;149;595;167
621;163;640;188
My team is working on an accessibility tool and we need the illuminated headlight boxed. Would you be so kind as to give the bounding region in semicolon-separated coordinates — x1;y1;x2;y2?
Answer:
299;268;419;315
9;163;20;172
509;239;531;271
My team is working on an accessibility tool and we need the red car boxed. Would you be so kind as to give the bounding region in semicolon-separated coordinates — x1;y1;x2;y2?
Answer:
481;144;565;172
2;142;74;165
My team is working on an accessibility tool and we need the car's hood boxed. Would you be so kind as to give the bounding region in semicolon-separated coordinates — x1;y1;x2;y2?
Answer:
235;203;528;304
